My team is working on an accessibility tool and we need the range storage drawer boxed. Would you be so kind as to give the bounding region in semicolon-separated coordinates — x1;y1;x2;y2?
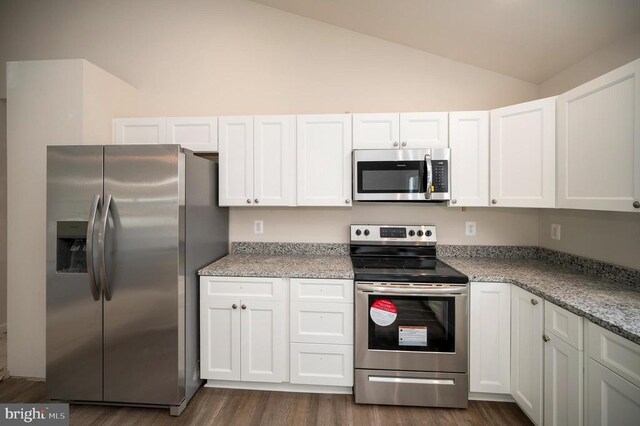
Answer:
545;302;584;350
290;302;353;345
290;278;353;303
587;322;640;388
200;277;283;300
290;343;353;386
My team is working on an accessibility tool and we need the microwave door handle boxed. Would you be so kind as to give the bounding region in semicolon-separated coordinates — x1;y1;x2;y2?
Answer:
425;153;433;199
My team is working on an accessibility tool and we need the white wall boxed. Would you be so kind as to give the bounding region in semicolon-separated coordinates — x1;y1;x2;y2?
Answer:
0;99;6;331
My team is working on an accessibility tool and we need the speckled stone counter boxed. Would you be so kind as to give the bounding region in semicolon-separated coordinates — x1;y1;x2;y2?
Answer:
443;257;640;345
199;254;354;279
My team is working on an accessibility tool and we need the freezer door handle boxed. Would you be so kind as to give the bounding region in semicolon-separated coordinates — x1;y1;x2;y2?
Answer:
86;194;101;301
99;194;113;301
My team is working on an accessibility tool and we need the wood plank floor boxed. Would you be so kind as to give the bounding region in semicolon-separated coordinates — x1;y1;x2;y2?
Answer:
0;378;532;425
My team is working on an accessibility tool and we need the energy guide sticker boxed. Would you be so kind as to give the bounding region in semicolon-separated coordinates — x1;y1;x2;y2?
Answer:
370;299;397;326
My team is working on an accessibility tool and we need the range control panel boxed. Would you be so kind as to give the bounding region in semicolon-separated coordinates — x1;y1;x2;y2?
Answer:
350;225;437;244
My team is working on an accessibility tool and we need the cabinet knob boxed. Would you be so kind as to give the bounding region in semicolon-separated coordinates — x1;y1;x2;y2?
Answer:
246;199;251;204
543;334;550;342
241;304;247;310
232;304;237;309
634;201;640;209
345;199;350;204
393;142;399;147
254;198;259;204
491;199;497;205
401;141;407;147
451;199;457;204
530;298;539;306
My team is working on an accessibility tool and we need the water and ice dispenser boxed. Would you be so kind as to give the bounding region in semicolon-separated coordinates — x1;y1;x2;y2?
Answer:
56;221;88;273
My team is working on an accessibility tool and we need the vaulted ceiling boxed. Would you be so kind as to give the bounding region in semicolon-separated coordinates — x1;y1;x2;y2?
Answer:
249;0;640;83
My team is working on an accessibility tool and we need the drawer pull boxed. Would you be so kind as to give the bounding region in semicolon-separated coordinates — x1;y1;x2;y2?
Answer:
368;376;455;386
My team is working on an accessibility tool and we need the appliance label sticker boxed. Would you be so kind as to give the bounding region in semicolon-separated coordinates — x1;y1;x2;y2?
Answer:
370;299;397;326
399;326;427;346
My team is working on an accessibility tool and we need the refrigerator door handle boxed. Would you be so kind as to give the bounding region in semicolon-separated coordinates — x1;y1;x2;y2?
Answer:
86;194;101;301
99;194;113;301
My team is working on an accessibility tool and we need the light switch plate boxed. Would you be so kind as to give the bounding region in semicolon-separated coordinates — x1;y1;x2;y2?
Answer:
465;221;476;236
551;224;561;240
254;220;264;235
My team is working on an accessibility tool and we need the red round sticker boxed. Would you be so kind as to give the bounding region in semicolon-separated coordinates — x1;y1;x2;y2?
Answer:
370;299;397;326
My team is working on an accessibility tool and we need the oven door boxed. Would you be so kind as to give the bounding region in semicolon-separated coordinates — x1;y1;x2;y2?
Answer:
353;149;429;201
355;282;468;373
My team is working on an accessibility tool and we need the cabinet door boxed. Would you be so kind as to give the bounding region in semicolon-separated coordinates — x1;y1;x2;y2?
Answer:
449;112;489;207
113;118;166;145
400;112;448;149
166;117;217;152
240;300;285;383
544;333;583;426
352;113;399;149
253;115;296;206
511;286;544;425
470;282;510;394
297;114;352;206
587;358;640;426
557;59;640;213
200;299;241;381
490;97;556;208
219;116;254;206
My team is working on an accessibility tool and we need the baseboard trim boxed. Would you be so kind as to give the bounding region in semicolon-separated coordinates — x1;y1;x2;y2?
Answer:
468;391;515;402
205;380;353;395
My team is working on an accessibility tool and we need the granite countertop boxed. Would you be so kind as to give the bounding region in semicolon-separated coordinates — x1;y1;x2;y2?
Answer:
443;257;640;345
199;254;354;280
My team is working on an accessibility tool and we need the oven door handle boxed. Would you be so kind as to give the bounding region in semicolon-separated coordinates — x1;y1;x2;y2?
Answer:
357;284;467;295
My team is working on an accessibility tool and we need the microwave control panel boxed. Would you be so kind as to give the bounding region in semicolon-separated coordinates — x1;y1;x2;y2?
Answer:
431;160;448;193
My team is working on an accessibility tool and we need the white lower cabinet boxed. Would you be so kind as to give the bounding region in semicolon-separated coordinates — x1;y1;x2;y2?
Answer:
289;278;353;387
200;277;285;383
511;286;544;425
469;282;511;394
544;332;583;426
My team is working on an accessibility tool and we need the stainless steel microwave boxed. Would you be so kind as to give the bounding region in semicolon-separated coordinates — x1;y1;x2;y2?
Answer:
353;148;451;202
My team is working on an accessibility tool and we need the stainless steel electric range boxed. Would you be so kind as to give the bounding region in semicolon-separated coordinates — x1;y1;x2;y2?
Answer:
351;224;469;409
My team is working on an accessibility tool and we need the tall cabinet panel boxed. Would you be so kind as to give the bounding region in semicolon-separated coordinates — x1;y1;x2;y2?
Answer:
557;58;640;212
511;286;544;425
219;116;254;206
490;97;556;208
449;112;489;207
297;114;352;206
253;115;296;206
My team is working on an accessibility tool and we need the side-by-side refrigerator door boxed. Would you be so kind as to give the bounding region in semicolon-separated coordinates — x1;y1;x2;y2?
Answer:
46;145;104;402
102;145;184;406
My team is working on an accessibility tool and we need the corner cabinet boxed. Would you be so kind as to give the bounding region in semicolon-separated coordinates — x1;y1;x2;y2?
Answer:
353;112;448;150
297;114;352;206
218;115;296;206
200;277;285;383
557;58;640;213
490;97;556;208
449;112;489;207
511;286;544;425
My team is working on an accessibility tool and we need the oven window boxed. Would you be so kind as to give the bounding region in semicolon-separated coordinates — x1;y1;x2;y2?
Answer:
368;295;455;353
358;161;424;193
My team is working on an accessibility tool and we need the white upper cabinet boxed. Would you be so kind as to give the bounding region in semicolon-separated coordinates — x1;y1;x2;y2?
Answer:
557;58;640;213
114;117;218;152
219;116;254;206
114;118;166;145
449;111;489;207
353;112;448;149
297;114;352;207
166;117;218;152
253;115;296;206
353;113;399;149
490;97;556;208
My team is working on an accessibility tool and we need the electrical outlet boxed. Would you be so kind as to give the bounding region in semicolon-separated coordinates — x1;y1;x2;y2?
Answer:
254;220;264;235
551;224;561;240
465;221;476;236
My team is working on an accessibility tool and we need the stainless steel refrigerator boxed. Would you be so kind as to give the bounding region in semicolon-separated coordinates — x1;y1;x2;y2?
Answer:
46;145;228;415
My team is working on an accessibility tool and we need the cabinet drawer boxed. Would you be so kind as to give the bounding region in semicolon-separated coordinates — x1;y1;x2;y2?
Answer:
290;343;353;386
200;277;283;300
291;302;353;345
290;278;353;303
545;302;584;350
587;322;640;388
